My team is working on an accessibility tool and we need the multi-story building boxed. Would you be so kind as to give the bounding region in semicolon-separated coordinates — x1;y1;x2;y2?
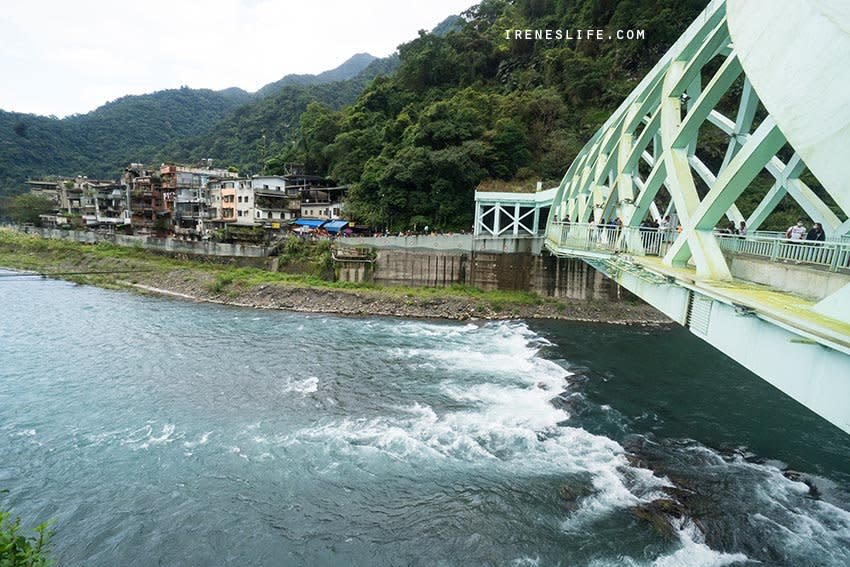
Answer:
59;179;84;216
234;179;255;226
160;162;237;236
208;178;248;226
27;179;63;207
208;174;347;230
79;178;126;226
251;176;298;227
299;185;347;220
30;176;127;226
123;164;173;233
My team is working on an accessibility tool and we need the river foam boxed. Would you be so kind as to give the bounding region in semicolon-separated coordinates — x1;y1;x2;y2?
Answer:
289;321;669;528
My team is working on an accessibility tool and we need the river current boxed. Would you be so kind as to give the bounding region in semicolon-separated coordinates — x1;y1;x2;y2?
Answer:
1;271;849;566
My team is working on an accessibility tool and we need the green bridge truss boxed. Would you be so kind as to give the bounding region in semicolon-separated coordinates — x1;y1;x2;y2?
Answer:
544;0;850;433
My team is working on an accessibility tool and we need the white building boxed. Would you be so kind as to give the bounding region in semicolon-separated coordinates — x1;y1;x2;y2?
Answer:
299;186;346;219
235;179;256;226
251;176;297;225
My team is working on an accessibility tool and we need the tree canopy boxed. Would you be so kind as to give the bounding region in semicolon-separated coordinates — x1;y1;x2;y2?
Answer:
267;0;708;231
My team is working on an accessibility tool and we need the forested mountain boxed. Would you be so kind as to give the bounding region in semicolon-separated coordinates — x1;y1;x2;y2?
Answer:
270;0;709;230
267;0;834;232
0;88;251;195
0;52;387;196
157;55;400;174
254;53;378;98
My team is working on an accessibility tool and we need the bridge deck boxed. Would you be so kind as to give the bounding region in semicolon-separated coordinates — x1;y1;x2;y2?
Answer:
634;255;850;353
547;239;850;352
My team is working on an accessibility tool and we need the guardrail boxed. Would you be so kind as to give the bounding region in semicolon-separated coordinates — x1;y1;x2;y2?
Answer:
547;222;850;272
748;230;850;244
547;222;673;258
715;233;850;272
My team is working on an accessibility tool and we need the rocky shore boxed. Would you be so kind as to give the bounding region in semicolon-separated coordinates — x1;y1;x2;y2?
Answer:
0;229;670;325
127;268;671;324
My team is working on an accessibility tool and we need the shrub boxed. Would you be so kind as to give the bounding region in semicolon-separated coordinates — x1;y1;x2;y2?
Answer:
0;510;52;567
209;273;234;294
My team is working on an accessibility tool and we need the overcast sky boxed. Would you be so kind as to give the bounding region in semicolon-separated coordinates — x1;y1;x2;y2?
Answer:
0;0;475;118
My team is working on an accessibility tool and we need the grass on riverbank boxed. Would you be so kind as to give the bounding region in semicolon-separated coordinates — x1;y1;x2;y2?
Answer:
0;229;546;307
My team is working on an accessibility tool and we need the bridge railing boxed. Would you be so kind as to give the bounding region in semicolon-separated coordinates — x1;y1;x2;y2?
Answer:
549;223;850;272
748;230;850;244
548;222;674;257
715;233;850;272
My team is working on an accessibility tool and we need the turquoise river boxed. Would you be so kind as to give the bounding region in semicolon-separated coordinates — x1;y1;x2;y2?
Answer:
1;270;849;566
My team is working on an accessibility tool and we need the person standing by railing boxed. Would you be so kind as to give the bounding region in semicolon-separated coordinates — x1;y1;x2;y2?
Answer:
786;219;807;243
807;222;825;243
737;220;747;237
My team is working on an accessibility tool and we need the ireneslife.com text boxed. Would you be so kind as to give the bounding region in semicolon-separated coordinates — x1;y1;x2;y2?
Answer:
505;29;645;40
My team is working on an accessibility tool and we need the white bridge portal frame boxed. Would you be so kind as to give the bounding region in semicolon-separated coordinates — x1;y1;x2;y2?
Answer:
545;0;850;433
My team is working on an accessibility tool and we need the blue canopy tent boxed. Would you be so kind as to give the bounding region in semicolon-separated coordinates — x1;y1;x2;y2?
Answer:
323;220;349;234
293;218;326;229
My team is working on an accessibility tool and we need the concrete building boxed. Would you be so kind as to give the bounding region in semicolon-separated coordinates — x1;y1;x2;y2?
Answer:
299;186;347;220
123;164;176;233
234;178;255;226
207;178;246;226
161;163;237;236
27;179;63;208
82;180;126;226
251;175;298;227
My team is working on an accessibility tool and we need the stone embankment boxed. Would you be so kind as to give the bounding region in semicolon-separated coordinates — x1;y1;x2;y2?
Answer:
129;269;670;324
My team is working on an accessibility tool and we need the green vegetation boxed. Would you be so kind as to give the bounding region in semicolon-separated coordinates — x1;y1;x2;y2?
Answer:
209;273;236;294
0;230;546;307
254;53;379;97
268;0;709;231
0;88;251;196
0;195;55;225
267;0;839;232
161;57;399;173
0;510;52;567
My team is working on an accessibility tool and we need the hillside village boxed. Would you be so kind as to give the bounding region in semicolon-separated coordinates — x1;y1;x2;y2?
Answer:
25;161;354;242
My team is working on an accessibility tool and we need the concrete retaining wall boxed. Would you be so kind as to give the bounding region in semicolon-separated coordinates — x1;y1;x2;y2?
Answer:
18;226;625;300
336;247;624;301
338;235;545;254
19;227;268;258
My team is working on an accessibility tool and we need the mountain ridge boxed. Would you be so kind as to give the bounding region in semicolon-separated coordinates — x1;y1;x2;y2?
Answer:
0;52;387;194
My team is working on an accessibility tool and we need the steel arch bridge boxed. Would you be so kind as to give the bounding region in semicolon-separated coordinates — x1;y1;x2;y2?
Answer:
545;0;850;433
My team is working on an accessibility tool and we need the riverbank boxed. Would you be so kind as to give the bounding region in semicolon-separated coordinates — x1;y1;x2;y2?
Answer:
0;229;669;324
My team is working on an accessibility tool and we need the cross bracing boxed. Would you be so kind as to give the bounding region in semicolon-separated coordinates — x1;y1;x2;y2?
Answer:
546;0;848;282
542;0;850;434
